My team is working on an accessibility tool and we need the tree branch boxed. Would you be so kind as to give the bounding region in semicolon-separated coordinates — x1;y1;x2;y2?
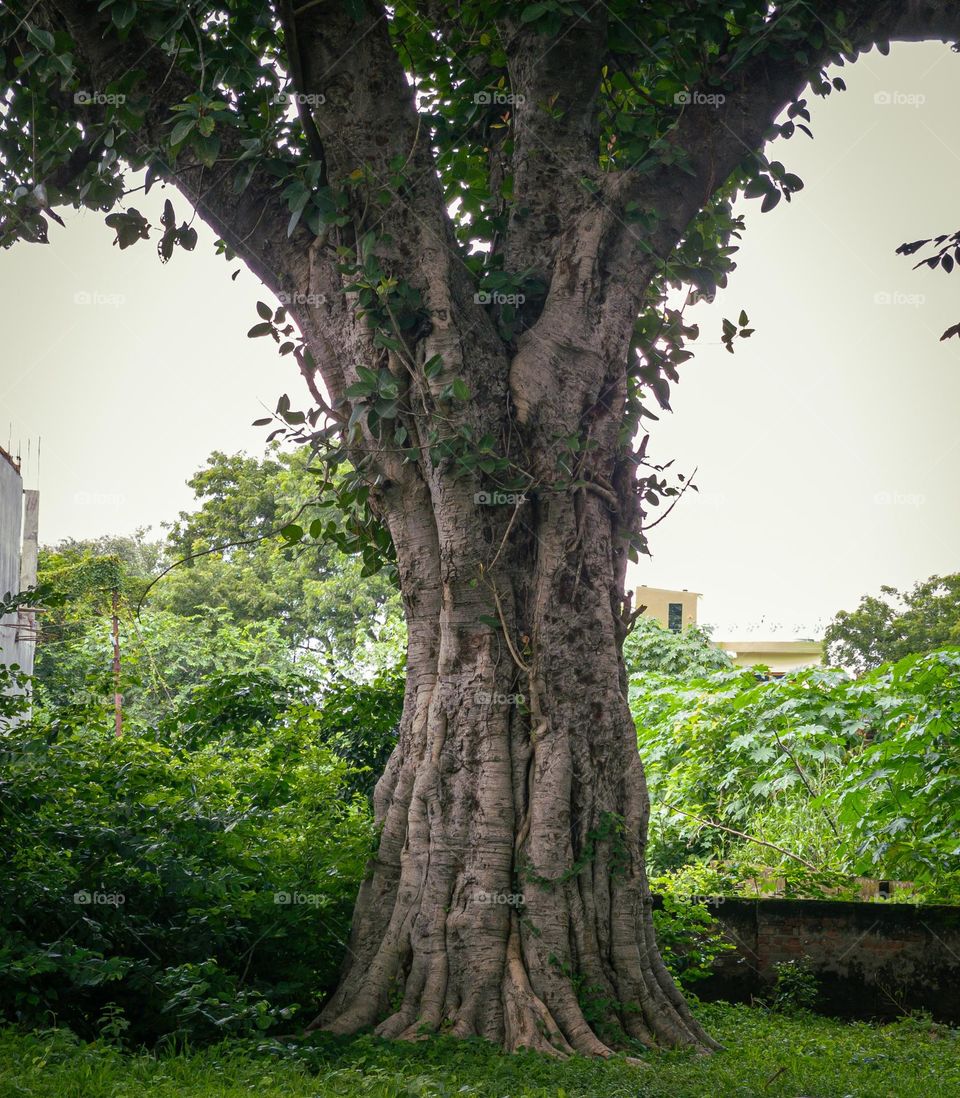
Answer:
276;0;328;177
660;800;823;872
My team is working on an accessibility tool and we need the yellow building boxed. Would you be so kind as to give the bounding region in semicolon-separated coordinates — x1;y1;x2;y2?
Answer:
634;584;824;672
635;586;701;632
715;640;823;673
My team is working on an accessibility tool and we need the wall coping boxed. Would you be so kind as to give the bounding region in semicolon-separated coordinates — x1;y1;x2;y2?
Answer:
700;896;960;921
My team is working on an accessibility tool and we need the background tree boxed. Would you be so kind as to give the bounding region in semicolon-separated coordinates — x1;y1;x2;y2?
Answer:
825;573;960;673
624;617;732;679
157;446;403;665
35;448;404;719
3;0;959;1057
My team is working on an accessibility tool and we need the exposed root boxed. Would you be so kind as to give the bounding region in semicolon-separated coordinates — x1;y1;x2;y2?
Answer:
502;915;573;1057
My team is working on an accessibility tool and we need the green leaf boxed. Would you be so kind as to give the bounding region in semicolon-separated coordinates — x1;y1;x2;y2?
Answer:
373;332;405;353
521;3;551;23
451;378;470;401
26;25;55;52
256;301;273;320
111;1;137;30
170;117;196;147
247;322;273;338
193;133;220;168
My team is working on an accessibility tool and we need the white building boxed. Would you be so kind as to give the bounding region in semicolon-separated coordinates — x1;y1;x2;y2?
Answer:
0;445;39;695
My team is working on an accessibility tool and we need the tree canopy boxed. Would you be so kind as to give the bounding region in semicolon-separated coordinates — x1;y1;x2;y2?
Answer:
824;574;960;673
157;446;402;661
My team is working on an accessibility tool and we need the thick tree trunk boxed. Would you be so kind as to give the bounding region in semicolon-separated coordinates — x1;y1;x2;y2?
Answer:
311;475;716;1056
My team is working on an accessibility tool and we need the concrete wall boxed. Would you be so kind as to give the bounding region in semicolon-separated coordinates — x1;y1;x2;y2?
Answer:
689;897;960;1023
0;450;24;670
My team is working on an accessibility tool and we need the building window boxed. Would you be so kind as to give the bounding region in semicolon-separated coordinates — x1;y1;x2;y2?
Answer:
668;602;683;633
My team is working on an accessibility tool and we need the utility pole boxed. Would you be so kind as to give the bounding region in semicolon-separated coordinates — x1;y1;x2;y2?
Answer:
112;587;122;737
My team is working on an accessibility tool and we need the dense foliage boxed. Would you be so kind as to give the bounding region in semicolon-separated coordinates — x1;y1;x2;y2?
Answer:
157;448;403;661
623;616;733;677
0;668;406;1045
32;447;406;729
629;624;960;900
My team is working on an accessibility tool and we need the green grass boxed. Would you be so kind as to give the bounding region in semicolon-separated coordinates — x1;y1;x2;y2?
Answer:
2;1003;958;1097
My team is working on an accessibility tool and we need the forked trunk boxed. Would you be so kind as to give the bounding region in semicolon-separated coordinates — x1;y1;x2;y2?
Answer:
311;476;716;1056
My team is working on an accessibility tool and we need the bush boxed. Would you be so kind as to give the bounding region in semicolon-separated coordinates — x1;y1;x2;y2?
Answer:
765;959;819;1013
630;647;960;896
0;673;377;1045
650;873;734;988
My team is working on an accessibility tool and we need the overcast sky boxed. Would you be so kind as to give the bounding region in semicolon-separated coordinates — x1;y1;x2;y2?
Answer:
1;42;958;640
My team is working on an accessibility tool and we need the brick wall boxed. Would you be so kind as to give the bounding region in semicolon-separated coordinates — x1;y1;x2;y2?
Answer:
692;898;960;1022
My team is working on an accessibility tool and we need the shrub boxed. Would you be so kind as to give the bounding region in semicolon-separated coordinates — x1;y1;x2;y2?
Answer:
0;675;376;1045
650;874;734;988
765;959;819;1013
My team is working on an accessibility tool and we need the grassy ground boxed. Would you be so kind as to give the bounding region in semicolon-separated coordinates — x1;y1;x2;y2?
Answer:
2;1003;957;1097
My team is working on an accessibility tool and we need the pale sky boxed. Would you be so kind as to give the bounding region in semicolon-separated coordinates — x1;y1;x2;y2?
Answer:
1;42;958;639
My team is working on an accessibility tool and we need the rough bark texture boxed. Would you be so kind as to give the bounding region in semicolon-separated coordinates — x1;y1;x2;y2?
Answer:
30;0;960;1057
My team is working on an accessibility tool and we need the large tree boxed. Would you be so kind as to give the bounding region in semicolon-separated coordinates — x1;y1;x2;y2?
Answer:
825;573;960;673
2;0;957;1057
